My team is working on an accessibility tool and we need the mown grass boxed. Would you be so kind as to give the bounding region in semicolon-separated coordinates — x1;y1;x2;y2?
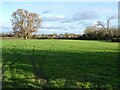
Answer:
2;39;119;89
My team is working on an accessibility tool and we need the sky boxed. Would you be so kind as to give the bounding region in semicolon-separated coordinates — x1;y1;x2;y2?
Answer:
0;1;118;34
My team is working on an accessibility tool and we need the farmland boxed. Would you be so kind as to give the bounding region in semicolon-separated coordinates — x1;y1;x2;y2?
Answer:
2;39;119;89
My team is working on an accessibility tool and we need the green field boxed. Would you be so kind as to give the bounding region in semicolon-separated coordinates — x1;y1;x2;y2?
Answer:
2;39;119;88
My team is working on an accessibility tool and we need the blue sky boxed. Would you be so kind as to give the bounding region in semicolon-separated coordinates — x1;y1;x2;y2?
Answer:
0;2;118;34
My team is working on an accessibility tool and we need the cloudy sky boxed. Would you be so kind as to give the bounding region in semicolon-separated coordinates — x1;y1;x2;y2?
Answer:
0;1;118;34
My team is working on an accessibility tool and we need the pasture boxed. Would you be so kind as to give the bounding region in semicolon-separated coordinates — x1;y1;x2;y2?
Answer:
2;39;119;89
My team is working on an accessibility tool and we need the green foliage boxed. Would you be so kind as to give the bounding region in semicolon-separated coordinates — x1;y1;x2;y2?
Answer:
48;79;65;88
76;82;92;88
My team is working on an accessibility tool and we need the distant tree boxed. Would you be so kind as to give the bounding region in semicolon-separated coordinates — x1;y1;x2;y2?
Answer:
84;26;96;34
11;9;42;39
84;26;98;39
64;33;70;38
110;28;119;38
95;17;114;40
96;17;113;31
0;32;14;37
84;26;118;40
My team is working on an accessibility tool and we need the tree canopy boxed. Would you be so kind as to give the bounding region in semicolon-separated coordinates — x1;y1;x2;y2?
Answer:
11;9;42;39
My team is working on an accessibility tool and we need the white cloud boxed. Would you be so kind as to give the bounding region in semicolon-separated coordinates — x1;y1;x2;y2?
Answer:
61;11;99;23
42;14;65;21
45;14;51;18
39;21;85;34
73;11;99;20
41;25;64;30
56;15;65;19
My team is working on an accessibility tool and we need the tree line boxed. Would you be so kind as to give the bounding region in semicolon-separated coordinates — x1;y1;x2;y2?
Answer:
1;28;119;42
82;17;119;42
1;9;119;42
82;27;119;42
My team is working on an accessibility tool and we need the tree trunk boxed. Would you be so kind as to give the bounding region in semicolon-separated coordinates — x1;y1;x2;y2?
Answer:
23;36;27;39
25;36;27;39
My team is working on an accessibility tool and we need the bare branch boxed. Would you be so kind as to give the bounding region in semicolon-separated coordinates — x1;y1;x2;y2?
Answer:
11;9;42;39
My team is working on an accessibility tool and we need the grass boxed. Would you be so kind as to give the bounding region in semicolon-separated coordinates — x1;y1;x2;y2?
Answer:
2;39;119;89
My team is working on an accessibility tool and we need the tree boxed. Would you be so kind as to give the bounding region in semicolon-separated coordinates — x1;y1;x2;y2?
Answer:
95;17;114;40
95;17;113;31
11;9;42;39
84;26;98;40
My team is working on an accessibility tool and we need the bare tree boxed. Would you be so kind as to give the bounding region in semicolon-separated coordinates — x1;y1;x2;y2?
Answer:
11;9;42;39
95;16;114;31
94;16;114;39
96;21;106;30
107;17;114;31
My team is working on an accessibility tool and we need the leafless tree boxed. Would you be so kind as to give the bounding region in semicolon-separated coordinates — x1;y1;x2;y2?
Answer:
94;17;114;39
11;9;42;39
95;16;114;31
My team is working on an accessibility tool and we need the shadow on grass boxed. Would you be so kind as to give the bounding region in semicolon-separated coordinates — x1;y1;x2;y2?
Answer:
2;47;119;88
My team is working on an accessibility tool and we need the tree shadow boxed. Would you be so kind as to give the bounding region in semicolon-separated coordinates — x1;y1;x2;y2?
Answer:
2;47;119;88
